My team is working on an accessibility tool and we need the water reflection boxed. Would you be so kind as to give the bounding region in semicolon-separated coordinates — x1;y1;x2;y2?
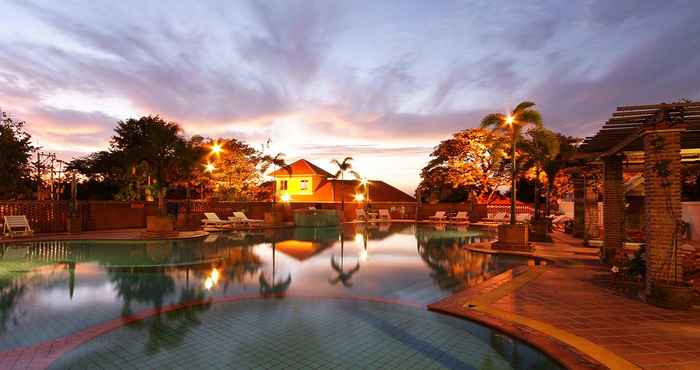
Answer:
0;225;524;351
329;234;361;287
259;242;292;298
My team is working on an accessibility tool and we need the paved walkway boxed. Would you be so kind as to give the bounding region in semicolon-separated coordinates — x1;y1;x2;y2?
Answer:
430;232;700;370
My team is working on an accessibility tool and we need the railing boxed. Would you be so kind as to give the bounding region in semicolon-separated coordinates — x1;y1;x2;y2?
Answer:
0;201;68;233
1;199;532;233
485;204;534;218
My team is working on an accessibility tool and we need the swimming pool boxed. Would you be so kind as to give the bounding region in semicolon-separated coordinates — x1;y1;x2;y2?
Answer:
0;224;561;369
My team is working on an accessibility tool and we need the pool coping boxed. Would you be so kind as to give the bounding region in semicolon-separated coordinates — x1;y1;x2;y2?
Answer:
427;263;627;370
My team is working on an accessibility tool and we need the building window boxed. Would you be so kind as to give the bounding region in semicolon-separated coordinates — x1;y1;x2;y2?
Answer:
280;180;288;190
300;179;309;191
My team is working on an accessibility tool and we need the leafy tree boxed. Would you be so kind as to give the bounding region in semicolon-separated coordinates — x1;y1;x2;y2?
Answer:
0;116;36;199
481;101;543;224
418;128;509;203
519;128;560;219
200;138;267;201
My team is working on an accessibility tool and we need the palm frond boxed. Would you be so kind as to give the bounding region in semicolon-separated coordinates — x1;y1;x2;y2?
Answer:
518;110;542;126
512;101;536;114
480;113;505;128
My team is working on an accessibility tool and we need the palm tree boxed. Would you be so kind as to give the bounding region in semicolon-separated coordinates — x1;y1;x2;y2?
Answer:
262;152;286;206
330;157;360;206
481;101;543;225
519;128;560;220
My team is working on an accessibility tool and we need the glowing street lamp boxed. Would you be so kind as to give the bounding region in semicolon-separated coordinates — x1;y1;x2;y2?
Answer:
210;142;223;155
280;193;291;203
354;193;365;202
204;162;216;173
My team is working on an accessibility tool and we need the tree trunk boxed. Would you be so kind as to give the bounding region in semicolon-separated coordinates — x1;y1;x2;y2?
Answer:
534;182;541;219
545;182;551;216
158;188;166;215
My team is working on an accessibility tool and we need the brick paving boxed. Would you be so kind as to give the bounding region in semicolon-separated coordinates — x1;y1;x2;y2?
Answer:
431;232;700;370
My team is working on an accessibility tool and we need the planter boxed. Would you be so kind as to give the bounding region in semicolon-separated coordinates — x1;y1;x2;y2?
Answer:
492;223;532;252
647;281;695;310
175;213;201;231
67;216;82;234
529;218;551;242
143;215;178;238
294;209;340;227
265;211;284;226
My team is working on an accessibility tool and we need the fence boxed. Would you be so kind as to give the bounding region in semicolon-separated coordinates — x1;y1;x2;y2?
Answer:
484;204;534;219
1;200;534;234
0;201;69;233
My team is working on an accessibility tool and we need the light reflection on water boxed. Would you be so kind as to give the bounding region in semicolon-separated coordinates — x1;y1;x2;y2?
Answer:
0;224;527;350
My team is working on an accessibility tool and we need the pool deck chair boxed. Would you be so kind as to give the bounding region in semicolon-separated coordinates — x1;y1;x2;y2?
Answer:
516;213;531;223
428;211;447;222
451;211;470;224
202;213;231;227
3;215;34;238
231;212;264;227
355;208;368;222
378;209;391;221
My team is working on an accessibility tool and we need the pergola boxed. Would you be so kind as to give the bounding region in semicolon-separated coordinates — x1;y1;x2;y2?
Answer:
577;101;700;289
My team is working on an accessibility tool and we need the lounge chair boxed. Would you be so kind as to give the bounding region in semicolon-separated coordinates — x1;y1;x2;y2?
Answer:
451;211;470;224
2;215;34;238
201;213;231;227
516;213;531;223
230;212;264;227
356;208;368;221
378;209;391;221
428;211;447;222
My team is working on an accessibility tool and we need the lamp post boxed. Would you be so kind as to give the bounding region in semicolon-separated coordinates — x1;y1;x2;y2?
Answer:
506;114;516;225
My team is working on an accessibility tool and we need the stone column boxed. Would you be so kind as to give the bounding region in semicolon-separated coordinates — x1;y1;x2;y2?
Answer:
572;174;585;237
603;155;625;263
643;128;685;285
584;178;600;243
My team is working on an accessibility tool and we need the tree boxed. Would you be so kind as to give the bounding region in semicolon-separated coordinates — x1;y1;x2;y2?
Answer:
109;116;201;211
330;157;359;203
261;152;286;203
199;138;267;201
519;128;560;219
0;116;36;199
481;101;543;224
418;128;509;203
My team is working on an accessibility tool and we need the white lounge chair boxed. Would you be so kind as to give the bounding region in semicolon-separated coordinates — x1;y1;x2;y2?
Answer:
355;208;368;221
516;213;531;223
231;212;264;227
3;215;33;238
451;211;470;224
201;213;231;227
378;209;391;221
428;211;447;222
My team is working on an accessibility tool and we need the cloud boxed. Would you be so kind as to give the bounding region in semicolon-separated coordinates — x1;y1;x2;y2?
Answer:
529;10;700;136
1;0;700;191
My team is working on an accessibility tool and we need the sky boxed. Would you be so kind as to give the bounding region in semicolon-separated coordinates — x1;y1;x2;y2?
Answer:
1;0;699;194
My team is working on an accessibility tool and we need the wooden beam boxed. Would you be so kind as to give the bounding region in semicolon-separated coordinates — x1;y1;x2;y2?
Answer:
617;102;700;111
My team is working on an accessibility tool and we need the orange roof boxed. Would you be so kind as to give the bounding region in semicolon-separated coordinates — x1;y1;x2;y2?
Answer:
270;159;332;177
260;179;414;202
275;240;325;261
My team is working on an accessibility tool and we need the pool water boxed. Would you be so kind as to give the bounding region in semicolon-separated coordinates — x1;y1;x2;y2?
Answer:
0;224;561;369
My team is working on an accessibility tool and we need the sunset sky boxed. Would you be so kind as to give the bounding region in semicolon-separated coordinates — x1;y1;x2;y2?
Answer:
1;0;699;193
